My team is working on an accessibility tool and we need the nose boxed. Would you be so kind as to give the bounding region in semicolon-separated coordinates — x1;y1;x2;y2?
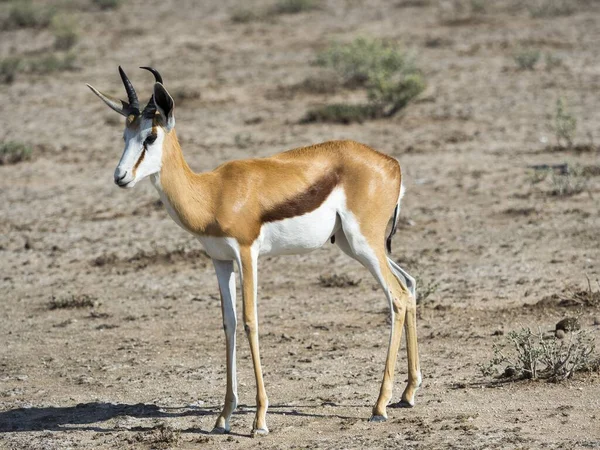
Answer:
114;168;128;185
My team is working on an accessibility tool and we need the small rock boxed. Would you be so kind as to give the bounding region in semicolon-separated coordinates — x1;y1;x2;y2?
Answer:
503;366;517;378
555;317;581;333
593;317;600;326
492;329;504;336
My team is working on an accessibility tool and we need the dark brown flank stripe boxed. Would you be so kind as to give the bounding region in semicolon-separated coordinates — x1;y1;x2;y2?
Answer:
261;169;341;223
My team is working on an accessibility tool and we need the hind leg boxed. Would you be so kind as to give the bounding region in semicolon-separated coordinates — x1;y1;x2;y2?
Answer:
400;302;421;406
335;225;414;421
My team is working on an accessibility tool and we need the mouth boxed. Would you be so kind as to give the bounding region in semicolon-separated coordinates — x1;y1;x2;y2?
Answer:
116;179;134;188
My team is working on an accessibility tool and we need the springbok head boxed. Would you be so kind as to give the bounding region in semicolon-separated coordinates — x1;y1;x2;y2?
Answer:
87;66;175;188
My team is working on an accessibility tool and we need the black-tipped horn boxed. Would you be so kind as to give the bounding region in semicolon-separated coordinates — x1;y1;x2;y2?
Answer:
118;66;139;111
140;66;163;84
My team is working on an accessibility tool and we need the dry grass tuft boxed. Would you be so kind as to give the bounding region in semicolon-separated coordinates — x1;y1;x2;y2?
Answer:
534;279;600;309
318;274;362;288
479;326;598;382
48;294;97;310
0;141;33;165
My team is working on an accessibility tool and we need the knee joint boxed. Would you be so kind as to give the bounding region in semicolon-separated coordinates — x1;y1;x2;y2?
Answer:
244;322;255;335
223;320;236;333
391;296;407;315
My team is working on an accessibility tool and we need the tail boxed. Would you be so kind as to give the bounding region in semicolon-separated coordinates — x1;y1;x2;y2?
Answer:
386;183;405;254
388;256;416;300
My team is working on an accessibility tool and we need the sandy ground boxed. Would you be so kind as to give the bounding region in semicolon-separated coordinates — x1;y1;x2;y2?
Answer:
1;0;600;448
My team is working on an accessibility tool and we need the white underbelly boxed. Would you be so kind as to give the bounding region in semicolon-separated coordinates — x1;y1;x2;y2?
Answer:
257;188;344;256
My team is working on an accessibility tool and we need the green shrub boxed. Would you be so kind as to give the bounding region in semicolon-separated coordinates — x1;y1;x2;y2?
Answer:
4;1;55;29
0;57;23;84
554;97;576;148
367;72;426;117
305;37;425;124
52;15;79;50
92;0;122;10
528;0;575;17
513;48;541;70
271;0;318;14
0;142;33;165
316;37;415;87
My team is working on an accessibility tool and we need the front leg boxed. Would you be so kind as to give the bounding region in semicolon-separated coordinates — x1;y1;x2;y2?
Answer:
212;259;238;434
238;246;269;437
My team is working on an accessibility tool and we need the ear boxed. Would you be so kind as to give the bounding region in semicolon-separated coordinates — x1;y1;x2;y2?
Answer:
153;82;175;131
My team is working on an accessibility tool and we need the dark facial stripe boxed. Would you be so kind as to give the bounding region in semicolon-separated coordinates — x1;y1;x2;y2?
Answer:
261;169;341;223
132;149;145;176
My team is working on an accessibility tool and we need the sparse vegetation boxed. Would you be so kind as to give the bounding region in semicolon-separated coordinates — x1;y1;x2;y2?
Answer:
230;7;262;23
437;0;488;25
271;0;318;14
231;0;316;21
415;275;439;304
302;103;380;124
318;273;362;288
52;15;79;50
48;294;97;310
528;0;575;18
0;141;33;165
479;327;597;382
547;165;587;196
533;280;600;308
91;0;122;10
513;48;541;70
0;57;23;84
0;52;77;83
554;97;577;148
4;1;55;29
234;132;253;149
170;87;201;105
545;52;563;71
294;75;340;95
28;52;77;74
304;37;425;124
528;164;588;197
316;37;416;87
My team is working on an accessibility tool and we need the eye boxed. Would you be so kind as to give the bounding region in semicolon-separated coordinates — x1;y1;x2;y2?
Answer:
144;134;157;146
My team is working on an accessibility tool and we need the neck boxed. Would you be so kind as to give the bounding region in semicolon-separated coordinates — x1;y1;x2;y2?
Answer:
152;129;216;234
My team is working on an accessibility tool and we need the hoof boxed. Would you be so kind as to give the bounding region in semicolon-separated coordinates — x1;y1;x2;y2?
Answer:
211;426;230;435
369;414;387;423
392;399;414;408
251;427;269;437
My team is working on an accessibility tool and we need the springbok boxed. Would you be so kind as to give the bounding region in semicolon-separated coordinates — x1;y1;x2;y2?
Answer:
87;67;421;436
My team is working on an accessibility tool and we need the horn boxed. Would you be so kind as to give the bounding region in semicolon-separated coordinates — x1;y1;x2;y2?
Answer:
139;67;164;117
86;83;132;117
140;66;163;84
118;66;139;112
